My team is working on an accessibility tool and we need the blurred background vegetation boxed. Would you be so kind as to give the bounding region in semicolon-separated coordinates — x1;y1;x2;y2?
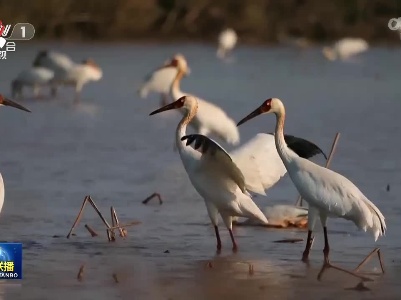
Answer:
1;0;401;44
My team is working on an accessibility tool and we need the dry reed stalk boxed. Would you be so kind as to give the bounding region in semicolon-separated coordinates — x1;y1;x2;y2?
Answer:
77;264;85;281
142;192;163;205
67;196;89;238
84;224;98;237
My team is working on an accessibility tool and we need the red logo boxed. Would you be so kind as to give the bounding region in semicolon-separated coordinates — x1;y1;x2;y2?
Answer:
0;21;5;36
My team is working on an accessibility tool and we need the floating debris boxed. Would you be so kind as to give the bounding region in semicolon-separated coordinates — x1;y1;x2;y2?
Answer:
77;264;85;282
273;238;304;243
85;224;98;237
142;192;163;205
112;273;119;283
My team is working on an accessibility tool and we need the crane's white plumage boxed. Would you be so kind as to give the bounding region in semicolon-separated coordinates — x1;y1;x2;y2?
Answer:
33;51;102;101
217;28;238;59
138;54;190;100
139;67;178;98
150;96;267;250
237;97;386;264
290;158;385;240
230;133;287;195
169;55;240;145
323;38;369;61
33;51;74;74
11;67;54;98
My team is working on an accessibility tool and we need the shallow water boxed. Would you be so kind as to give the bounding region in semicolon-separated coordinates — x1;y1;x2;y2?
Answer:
0;42;400;299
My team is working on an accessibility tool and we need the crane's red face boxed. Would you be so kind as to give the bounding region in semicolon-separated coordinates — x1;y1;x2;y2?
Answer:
163;55;190;75
237;98;272;126
149;96;186;115
0;94;31;112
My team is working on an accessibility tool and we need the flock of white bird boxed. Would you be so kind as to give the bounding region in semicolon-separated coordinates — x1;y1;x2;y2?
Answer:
11;51;103;102
2;29;380;281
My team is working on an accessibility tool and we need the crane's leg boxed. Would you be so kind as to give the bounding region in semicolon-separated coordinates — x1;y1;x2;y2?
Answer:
228;229;238;252
205;202;221;252
74;82;84;104
222;214;237;252
317;227;373;282
51;85;57;97
302;206;318;262
302;230;314;262
214;225;222;252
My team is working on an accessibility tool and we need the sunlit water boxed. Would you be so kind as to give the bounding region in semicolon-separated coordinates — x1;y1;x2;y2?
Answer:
0;42;400;299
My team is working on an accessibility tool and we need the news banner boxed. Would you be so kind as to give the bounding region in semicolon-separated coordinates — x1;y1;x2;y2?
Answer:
0;20;35;60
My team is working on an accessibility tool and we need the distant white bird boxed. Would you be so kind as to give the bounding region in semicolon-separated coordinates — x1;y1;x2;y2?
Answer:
33;51;102;102
237;97;386;280
236;205;308;228
322;38;369;61
0;94;31;215
138;54;190;106
217;28;238;59
150;96;268;252
165;55;240;145
11;67;54;99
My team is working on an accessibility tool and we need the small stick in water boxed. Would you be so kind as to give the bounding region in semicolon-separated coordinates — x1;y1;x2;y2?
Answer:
84;224;98;237
121;228;128;237
112;273;119;283
248;264;254;275
77;264;85;281
296;132;341;207
273;238;304;243
353;247;385;274
111;207;125;237
142;193;163;205
107;221;141;231
67;196;89;238
88;196;112;229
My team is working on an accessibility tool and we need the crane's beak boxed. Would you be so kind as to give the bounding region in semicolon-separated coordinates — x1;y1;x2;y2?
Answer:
149;99;183;115
237;106;264;127
1;98;31;112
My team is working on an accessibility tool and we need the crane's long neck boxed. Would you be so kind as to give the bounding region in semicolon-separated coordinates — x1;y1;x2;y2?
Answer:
274;108;293;165
176;104;197;152
171;69;185;100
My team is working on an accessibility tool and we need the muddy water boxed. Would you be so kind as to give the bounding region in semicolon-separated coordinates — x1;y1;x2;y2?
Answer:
0;42;400;299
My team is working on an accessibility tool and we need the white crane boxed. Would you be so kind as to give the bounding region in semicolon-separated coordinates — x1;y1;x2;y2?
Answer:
0;94;31;215
138;54;191;106
230;133;326;196
11;67;54;99
237;97;386;281
150;96;268;252
322;38;369;61
217;28;238;59
237;205;308;228
33;51;102;102
164;55;240;145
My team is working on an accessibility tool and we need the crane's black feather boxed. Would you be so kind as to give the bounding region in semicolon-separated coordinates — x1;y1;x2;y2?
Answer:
267;133;327;160
181;134;232;160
